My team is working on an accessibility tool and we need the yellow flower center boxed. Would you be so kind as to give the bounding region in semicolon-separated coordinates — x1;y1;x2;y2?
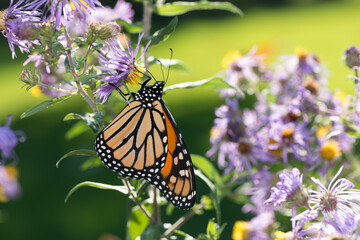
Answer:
281;127;294;142
316;124;332;139
0;10;5;31
295;46;308;62
334;91;349;107
232;221;250;240
274;231;294;240
126;64;145;86
69;0;89;11
210;127;221;138
222;50;241;68
29;85;44;98
5;166;19;179
320;140;341;161
268;138;283;158
303;77;319;95
0;185;8;203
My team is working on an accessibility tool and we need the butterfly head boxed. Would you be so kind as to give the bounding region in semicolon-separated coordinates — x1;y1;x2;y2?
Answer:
134;81;165;102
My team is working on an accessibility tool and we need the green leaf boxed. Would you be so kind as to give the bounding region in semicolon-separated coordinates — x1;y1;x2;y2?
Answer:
64;56;71;73
154;1;243;17
129;205;153;240
144;17;178;45
56;149;97;168
117;19;143;33
80;157;103;171
51;42;65;56
65;121;89;140
205;218;226;240
65;181;130;202
138;224;165;240
64;112;102;132
148;56;191;73
192;155;224;189
77;74;99;84
164;76;242;94
20;94;74;119
92;43;104;51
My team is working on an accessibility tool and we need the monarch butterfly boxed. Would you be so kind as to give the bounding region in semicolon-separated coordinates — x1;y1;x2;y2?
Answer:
95;79;196;210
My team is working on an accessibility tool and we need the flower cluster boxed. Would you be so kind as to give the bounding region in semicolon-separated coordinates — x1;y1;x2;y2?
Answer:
4;0;145;101
0;116;24;203
208;45;360;239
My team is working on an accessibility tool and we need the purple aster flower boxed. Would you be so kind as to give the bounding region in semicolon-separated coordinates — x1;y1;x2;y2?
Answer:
243;167;275;215
95;33;151;103
23;53;51;74
0;115;25;162
64;0;133;36
40;70;76;98
33;0;103;29
207;100;274;175
291;209;318;239
0;165;21;202
264;120;312;164
266;168;308;208
88;0;134;23
0;0;41;58
221;47;266;98
308;166;360;226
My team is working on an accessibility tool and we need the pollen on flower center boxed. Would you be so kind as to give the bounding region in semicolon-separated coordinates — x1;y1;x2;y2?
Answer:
282;127;294;142
69;0;89;11
125;64;145;86
0;10;6;31
320;140;341;161
316;124;332;139
268;138;283;158
232;221;250;240
222;50;241;68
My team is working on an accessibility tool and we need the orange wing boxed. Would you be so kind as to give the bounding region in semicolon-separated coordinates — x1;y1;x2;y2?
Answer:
147;102;196;210
95;100;168;179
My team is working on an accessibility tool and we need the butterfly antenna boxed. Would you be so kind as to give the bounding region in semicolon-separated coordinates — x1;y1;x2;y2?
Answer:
165;48;173;85
109;83;129;102
157;59;166;82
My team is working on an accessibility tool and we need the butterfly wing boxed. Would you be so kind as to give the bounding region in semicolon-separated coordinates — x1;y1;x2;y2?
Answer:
148;101;197;210
95;100;168;179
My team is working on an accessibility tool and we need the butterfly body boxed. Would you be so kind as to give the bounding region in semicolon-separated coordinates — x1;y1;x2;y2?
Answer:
95;80;196;210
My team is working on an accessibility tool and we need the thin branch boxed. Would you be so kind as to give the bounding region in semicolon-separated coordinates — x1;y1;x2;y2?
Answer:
161;203;205;238
123;178;155;224
152;186;161;225
78;44;93;77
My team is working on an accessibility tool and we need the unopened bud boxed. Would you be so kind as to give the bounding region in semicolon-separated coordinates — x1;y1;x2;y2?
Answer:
40;22;56;38
87;22;101;43
344;46;360;69
98;22;120;40
20;69;41;89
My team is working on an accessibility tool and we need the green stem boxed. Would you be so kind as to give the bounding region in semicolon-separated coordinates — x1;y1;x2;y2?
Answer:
160;203;205;238
123;179;155;224
64;29;99;114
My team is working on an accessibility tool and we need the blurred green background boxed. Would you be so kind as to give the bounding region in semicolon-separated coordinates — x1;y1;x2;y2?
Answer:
0;0;359;239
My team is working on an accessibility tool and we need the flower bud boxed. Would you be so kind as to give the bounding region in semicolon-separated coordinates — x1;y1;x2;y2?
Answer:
20;69;41;90
40;22;56;38
87;22;100;43
98;22;120;41
344;45;360;69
